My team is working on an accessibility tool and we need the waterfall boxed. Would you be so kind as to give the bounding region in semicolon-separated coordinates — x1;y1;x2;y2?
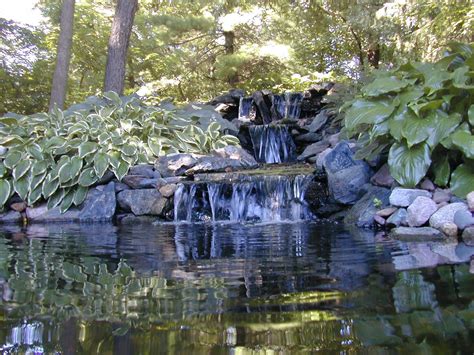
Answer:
238;92;303;121
238;97;253;121
173;174;313;223
249;125;296;163
284;92;303;119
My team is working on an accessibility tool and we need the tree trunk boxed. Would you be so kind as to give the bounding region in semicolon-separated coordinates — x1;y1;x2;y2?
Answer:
223;30;238;87
49;0;75;111
367;43;380;69
104;0;138;95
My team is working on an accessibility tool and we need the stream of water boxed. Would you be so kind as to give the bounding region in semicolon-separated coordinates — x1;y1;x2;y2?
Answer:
0;222;472;353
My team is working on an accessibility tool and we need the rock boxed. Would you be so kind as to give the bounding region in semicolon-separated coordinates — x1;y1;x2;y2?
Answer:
0;210;22;224
328;133;340;147
467;191;474;211
159;184;178;198
453;209;474;230
212;146;257;166
117;189;167;216
386;208;408;228
429;202;468;229
95;170;115;186
115;182;130;193
306;110;329;132
26;182;116;222
129;164;161;178
431;243;464;263
370;164;395;188
295;132;322;143
376;207;397;217
344;186;391;227
440;222;458;238
155;153;201;177
471;259;474;274
323;141;371;205
297;141;330;161
374;215;386;226
315;148;332;169
390;227;445;242
116;214;159;225
389;188;432;207
185;156;257;175
432;189;452;204
454;243;474;261
406;196;438;227
462;227;474;246
10;202;27;212
122;175;158;189
420;179;435;191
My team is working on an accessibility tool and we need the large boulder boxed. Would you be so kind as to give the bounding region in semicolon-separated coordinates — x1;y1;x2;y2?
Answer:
297;141;330;161
323;141;371;205
389;188;432;207
406;196;438;227
429;202;468;229
390;227;445;242
212;146;257;167
117;189;167;216
128;164;161;178
155;153;202;177
26;182;116;223
344;186;391;227
0;210;22;224
122;175;158;189
370;164;395;188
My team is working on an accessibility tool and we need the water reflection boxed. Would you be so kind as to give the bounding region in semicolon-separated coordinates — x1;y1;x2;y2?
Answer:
0;222;471;353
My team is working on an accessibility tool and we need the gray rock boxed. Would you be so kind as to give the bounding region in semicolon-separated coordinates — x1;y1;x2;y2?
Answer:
185;156;257;175
297;141;330;161
316;148;332;169
129;164;161;178
453;209;474;230
155;153;202;177
328;164;371;204
386;208;408;228
117;189;167;216
431;243;464;263
10;202;27;212
295;132;322;143
390;227;445;242
376;207;397;217
0;210;22;224
328;133;340;147
407;196;438;227
95;170;115;186
432;189;452;204
389;188;432;207
467;191;474;211
392;243;445;270
116;214;159;225
323;141;358;174
159;184;178;198
344;186;391;227
429;202;468;229
420;179;435;191
26;182;116;222
122;175;158;189
306;110;329;133
370;164;395;188
212;145;257;166
454;243;474;261
440;222;458;238
462;227;474;246
115;182;130;193
374;215;386;225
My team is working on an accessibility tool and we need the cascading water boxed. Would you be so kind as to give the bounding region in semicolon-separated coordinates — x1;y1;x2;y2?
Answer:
249;125;296;163
238;97;253;121
284;92;303;119
173;174;313;223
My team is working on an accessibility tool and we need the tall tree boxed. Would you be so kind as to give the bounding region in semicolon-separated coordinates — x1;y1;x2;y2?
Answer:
104;0;138;95
49;0;75;111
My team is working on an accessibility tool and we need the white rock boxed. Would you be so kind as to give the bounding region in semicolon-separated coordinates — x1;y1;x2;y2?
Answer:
407;196;438;227
429;202;468;229
467;191;474;211
389;187;432;207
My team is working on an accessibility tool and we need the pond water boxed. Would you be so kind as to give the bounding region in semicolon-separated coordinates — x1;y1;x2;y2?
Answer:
0;222;472;354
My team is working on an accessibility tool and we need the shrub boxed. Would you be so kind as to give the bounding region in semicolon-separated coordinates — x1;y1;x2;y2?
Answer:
0;92;239;212
343;42;474;197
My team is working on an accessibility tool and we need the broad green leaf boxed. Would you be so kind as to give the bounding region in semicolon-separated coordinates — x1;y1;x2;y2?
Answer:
451;66;474;89
362;76;409;96
114;161;129;181
344;99;394;131
4;150;22;169
450;164;474;198
59;190;75;213
69;156;83;179
31;161;48;176
107;150;121;169
30;171;47;191
27;144;43;160
388;142;431;187
78;168;98;187
0;179;12;207
47;188;65;209
58;158;73;184
73;186;88;206
0;162;6;178
451;130;474;159
78;141;98;158
93;152;109;178
148;138;163;156
432;155;450;187
12;159;31;180
42;174;60;199
120;144;137;156
121;153;137;166
27;186;43;205
221;135;240;145
468;104;474;126
13;175;29;201
103;91;122;105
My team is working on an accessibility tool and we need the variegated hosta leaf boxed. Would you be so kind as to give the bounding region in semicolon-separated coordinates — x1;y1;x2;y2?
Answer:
0;179;12;207
78;168;99;187
42;174;60;199
47;188;66;210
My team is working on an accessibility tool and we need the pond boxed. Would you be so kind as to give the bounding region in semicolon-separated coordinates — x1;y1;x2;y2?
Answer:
0;222;472;353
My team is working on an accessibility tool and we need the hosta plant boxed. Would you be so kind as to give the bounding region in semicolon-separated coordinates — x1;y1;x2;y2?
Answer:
0;92;240;212
343;42;474;197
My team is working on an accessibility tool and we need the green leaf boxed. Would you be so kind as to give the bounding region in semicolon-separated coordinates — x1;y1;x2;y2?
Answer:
13;175;29;201
362;76;409;96
388;142;431;187
27;186;43;205
12;160;31;180
4;150;22;169
103;91;122;105
450;164;474;198
31;161;48;176
221;135;240;145
432;155;450;187
468;104;474;126
58;158;73;184
78;141;98;158
148;137;163;156
69;156;83;180
73;186;88;206
120;144;137;156
93;152;109;178
59;190;75;213
0;179;12;207
344;99;395;131
78;168;98;187
30;171;47;191
0;162;6;178
27;144;43;160
42;174;60;199
450;130;474;159
114;161;129;181
47;188;66;209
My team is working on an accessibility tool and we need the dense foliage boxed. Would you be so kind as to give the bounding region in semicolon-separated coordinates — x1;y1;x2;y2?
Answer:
0;92;239;211
343;42;474;197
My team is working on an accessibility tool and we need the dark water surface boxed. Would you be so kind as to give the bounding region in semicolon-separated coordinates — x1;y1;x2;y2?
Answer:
0;222;472;354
